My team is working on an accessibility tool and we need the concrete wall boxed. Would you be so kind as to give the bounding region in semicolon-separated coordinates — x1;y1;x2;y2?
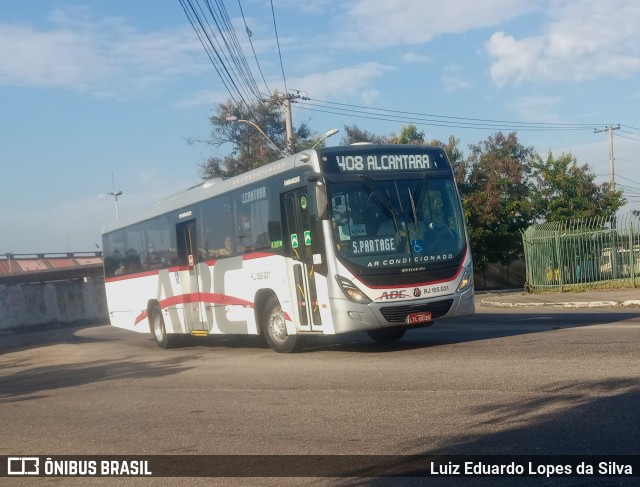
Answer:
0;278;108;331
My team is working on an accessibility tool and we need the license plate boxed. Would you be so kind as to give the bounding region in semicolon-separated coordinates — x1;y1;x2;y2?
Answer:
406;311;432;325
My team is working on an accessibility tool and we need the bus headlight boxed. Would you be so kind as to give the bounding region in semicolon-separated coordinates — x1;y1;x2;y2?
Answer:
456;263;473;293
336;276;372;304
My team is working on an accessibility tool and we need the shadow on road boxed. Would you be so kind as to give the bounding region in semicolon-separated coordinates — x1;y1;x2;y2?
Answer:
319;378;640;486
297;311;640;354
0;320;110;354
0;356;193;404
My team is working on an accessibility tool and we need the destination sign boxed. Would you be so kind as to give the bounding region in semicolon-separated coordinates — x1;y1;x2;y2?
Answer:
319;146;450;174
337;154;430;172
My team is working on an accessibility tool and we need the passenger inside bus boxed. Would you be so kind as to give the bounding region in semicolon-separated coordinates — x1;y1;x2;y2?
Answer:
420;198;459;253
123;248;142;273
146;251;165;270
237;213;253;253
104;250;123;277
212;236;234;258
422;220;457;250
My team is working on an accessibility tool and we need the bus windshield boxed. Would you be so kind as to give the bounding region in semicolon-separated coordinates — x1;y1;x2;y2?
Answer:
328;175;466;272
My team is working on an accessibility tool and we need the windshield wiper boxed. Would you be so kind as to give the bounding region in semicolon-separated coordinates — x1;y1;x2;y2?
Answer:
408;187;420;234
359;175;399;233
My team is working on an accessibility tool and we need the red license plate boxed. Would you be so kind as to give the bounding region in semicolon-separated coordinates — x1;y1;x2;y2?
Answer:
406;311;432;325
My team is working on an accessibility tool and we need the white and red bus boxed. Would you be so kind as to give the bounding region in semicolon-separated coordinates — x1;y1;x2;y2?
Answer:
102;144;474;352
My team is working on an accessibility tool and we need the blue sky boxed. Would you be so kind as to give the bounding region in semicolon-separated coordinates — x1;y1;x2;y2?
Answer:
1;0;639;254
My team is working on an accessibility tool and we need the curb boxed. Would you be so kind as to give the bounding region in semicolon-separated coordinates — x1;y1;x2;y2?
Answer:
480;298;640;309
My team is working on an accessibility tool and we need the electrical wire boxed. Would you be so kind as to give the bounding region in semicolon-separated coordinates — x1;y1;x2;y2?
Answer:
296;100;597;132
207;0;262;102
617;175;640;190
616;131;640;143
237;0;271;96
297;99;593;131
180;0;244;109
270;0;288;94
180;0;264;118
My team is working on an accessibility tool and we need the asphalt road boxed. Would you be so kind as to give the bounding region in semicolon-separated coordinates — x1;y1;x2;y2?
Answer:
1;306;639;486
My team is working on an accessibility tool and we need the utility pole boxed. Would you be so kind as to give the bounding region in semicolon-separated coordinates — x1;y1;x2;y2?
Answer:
283;96;293;154
594;124;621;190
270;91;304;154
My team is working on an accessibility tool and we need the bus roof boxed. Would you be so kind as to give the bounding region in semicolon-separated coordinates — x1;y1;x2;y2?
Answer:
102;150;314;235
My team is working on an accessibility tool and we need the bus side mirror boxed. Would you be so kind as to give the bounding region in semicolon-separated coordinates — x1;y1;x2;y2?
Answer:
306;174;329;220
315;183;329;220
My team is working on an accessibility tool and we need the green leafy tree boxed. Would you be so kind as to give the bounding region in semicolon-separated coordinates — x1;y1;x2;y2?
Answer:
341;125;393;145
428;135;465;186
199;99;312;179
463;132;538;270
530;151;625;221
392;124;425;145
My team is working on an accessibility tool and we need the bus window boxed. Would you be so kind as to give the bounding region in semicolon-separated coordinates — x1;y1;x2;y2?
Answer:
200;197;233;258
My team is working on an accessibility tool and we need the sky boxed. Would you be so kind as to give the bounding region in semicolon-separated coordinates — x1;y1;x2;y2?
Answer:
1;0;639;254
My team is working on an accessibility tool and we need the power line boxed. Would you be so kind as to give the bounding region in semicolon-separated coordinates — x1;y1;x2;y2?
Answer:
180;0;243;108
616;131;640;143
236;0;271;96
270;0;288;95
179;0;263;116
208;0;262;101
616;174;640;189
304;98;599;129
295;100;598;132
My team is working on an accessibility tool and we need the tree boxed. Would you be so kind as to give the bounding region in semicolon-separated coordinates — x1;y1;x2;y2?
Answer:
199;98;312;179
340;125;393;145
392;124;425;145
530;151;625;221
428;135;465;186
463;132;538;270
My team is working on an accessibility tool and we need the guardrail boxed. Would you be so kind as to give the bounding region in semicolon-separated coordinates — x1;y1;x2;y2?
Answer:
0;252;104;284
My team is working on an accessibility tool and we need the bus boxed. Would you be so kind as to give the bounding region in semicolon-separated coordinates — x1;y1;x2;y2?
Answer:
102;144;474;352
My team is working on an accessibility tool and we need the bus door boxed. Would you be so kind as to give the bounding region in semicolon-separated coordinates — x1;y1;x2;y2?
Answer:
282;189;323;332
176;219;206;333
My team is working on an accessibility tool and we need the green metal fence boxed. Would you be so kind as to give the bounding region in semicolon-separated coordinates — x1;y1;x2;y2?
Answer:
522;213;640;292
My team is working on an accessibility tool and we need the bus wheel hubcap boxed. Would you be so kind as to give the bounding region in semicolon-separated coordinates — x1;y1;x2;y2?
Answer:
153;317;163;341
269;312;287;342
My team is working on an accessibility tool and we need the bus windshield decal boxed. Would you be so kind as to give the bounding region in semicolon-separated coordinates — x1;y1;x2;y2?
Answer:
351;237;396;255
365;253;455;269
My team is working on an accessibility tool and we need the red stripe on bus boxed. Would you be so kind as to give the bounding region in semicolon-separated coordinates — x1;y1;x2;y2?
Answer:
134;292;254;326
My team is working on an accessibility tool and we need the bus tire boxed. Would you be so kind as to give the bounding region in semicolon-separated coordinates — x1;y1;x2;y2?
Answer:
367;327;406;344
150;305;180;349
262;296;304;353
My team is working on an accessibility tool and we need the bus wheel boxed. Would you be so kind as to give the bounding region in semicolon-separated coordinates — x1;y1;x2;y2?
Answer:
150;305;180;349
367;327;406;344
263;296;304;353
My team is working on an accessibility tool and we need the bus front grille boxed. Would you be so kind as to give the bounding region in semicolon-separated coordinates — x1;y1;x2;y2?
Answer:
380;299;454;323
